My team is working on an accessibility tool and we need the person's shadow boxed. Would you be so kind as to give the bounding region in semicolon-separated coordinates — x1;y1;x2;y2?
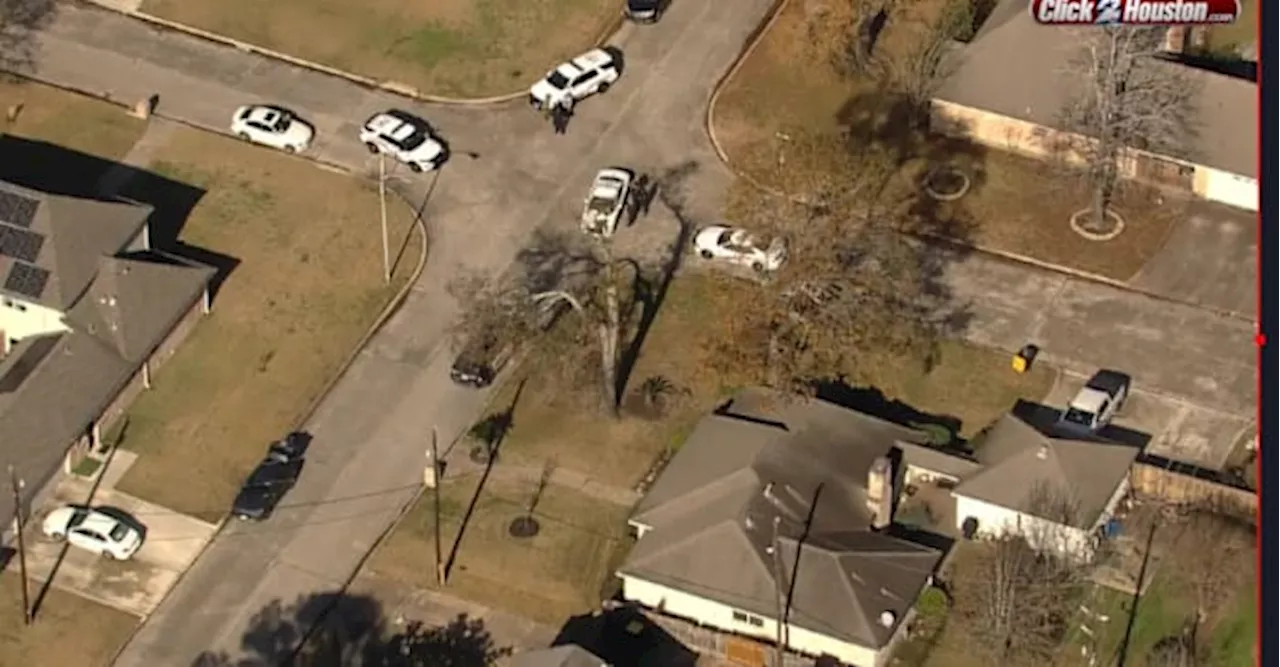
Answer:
627;174;658;227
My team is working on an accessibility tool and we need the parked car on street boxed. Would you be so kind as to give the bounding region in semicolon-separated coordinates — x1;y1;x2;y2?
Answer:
581;167;633;237
231;434;308;521
693;225;788;273
528;48;621;110
230;105;314;153
625;0;667;22
42;506;144;560
1057;369;1131;434
358;110;447;172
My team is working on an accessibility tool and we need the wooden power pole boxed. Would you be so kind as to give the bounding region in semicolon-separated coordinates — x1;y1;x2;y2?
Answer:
430;428;445;586
770;515;785;667
8;465;30;625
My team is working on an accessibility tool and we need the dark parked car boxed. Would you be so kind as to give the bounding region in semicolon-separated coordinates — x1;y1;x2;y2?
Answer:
231;434;308;521
449;297;569;389
625;0;666;23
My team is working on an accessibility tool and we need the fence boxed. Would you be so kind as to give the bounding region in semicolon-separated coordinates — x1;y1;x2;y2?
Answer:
1130;454;1256;519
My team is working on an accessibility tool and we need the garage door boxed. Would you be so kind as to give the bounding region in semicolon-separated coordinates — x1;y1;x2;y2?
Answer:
1204;171;1258;211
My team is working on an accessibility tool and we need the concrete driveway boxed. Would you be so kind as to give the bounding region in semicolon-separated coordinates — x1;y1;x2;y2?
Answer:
1129;200;1256;318
19;476;216;617
8;2;1257;664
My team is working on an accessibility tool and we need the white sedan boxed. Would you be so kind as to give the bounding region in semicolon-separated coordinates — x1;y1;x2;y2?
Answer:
358;110;446;173
42;505;144;560
230;105;314;153
694;225;788;273
581;167;632;237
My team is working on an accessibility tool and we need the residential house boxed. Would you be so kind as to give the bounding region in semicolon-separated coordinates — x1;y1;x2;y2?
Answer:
931;0;1257;211
0;179;214;524
508;645;611;667
619;389;944;667
907;411;1140;561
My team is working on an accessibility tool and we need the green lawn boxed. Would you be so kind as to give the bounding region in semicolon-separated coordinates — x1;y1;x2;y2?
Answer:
114;127;422;521
141;0;618;97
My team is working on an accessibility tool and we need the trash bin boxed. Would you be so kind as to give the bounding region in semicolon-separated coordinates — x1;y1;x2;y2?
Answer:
1012;344;1039;373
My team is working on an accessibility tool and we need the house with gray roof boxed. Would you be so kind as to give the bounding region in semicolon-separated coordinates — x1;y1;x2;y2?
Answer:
930;0;1257;211
0;179;214;525
618;389;944;667
948;411;1140;559
620;391;1142;665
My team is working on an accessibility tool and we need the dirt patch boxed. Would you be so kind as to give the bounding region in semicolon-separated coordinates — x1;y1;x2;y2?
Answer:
113;127;422;521
0;572;137;666
711;0;1178;280
141;0;619;98
371;474;632;625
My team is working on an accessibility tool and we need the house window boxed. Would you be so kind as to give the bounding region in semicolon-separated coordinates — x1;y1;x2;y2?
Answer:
732;610;765;627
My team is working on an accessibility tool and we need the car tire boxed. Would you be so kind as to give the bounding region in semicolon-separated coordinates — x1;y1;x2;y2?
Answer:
49;531;65;542
238;132;251;142
752;261;765;273
598;82;611;93
284;145;297;154
102;550;117;560
409;162;423;173
700;250;713;259
364;142;380;154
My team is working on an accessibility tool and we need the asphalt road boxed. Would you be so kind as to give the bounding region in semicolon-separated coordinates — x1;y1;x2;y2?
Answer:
3;2;1256;664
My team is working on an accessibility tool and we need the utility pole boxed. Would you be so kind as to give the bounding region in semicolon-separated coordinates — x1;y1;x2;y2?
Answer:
770;514;785;667
7;466;30;625
430;428;444;586
377;155;391;284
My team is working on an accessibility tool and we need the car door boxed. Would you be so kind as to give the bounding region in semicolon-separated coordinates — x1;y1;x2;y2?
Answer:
570;71;597;97
1096;398;1112;429
70;527;105;552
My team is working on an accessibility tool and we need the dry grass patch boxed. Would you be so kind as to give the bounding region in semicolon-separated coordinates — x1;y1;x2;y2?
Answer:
487;273;756;488
114;127;422;521
372;474;631;625
0;79;144;179
141;0;617;98
712;0;1178;280
0;572;137;666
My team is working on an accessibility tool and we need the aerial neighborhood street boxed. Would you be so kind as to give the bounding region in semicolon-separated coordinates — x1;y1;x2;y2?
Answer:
0;1;1259;666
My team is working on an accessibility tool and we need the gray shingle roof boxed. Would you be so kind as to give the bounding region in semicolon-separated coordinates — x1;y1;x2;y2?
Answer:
508;645;609;667
622;389;942;649
0;180;151;309
934;0;1256;177
954;413;1140;528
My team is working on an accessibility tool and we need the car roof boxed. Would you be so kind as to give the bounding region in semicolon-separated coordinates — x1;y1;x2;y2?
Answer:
246;106;286;123
1068;387;1110;413
572;49;613;70
77;512;119;535
366;111;425;139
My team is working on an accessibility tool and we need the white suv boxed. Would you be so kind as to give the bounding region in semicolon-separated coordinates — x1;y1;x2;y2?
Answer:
358;110;446;172
528;48;621;110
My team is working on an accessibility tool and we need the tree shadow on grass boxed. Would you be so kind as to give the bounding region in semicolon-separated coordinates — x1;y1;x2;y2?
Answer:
552;605;698;667
813;380;964;448
192;591;511;666
0;134;240;300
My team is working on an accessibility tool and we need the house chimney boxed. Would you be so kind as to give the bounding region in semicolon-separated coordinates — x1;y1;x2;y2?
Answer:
866;456;895;530
1162;26;1189;53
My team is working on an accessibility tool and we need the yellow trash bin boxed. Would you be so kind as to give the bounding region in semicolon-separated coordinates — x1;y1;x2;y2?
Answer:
1012;344;1039;373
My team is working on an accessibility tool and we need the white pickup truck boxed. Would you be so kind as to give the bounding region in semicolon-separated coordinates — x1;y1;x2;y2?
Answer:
1058;369;1131;434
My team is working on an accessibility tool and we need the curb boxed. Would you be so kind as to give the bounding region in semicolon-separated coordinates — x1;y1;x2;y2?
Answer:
85;2;624;107
699;1;1253;325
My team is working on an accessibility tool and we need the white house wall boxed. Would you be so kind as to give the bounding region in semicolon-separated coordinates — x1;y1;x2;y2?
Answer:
953;495;1093;558
620;575;883;667
1196;166;1258;211
0;297;69;343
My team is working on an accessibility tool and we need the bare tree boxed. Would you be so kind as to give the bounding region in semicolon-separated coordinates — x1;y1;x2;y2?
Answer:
1059;26;1198;228
1179;507;1252;625
953;484;1089;662
714;130;942;391
884;0;972;127
1146;622;1199;667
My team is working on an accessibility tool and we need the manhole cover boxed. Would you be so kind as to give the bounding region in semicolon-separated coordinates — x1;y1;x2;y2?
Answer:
508;516;540;538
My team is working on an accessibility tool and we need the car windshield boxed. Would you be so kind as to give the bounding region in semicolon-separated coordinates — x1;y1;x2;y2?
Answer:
716;230;735;246
109;524;130;542
397;131;426;150
271;115;291;132
547;71;570;89
1061;408;1094;427
66;509;89;529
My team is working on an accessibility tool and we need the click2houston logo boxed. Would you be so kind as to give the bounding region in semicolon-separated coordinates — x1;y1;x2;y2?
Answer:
1031;0;1240;25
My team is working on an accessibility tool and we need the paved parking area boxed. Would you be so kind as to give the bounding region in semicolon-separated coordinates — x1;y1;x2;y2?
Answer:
19;477;217;617
1129;201;1255;318
1041;371;1253;470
